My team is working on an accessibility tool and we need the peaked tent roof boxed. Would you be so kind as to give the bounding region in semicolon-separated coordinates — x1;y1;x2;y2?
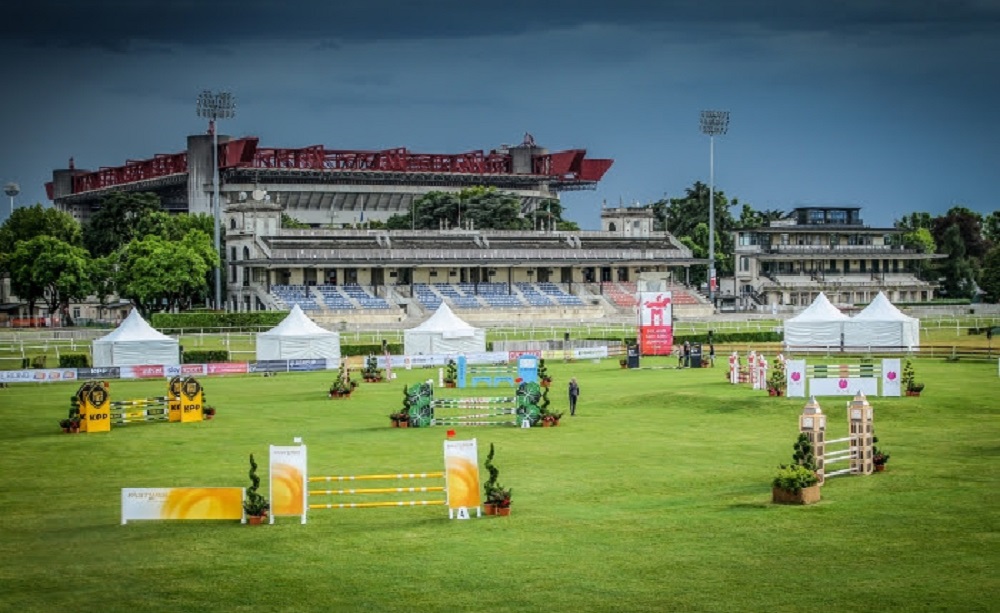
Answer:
260;304;335;336
786;292;849;322
94;308;175;342
410;303;478;337
853;291;914;321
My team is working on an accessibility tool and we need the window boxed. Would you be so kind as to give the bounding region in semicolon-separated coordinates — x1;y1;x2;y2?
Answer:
243;246;250;260
740;256;750;272
230;247;236;260
73;307;81;319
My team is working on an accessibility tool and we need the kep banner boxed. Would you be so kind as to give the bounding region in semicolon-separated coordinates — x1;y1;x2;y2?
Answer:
443;438;481;518
638;291;673;355
121;487;244;524
270;444;308;524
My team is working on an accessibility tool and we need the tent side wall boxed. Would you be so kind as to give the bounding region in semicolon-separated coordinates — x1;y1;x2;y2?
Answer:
784;321;845;349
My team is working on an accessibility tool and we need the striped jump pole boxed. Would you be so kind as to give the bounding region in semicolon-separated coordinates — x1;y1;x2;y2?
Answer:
306;471;447;511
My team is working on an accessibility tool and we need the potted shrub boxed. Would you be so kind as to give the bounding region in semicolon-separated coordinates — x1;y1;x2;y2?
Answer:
444;359;458;388
767;357;786;396
901;359;924;396
329;362;358;398
482;443;512;516
873;434;890;472
771;464;820;505
537;359;552;387
772;432;820;504
202;405;216;420
619;357;628;369
362;354;384;383
243;453;270;524
59;418;73;433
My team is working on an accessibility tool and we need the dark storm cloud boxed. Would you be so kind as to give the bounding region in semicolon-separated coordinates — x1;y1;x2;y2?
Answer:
6;0;999;50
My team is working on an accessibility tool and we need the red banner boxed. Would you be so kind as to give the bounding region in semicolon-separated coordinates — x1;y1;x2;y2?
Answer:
638;292;674;355
207;363;249;375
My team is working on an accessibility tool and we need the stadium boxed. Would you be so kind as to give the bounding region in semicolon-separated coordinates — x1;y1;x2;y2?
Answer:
47;130;711;325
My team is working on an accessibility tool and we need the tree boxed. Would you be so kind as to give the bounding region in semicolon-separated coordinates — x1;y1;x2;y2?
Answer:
7;236;92;324
983;211;1000;247
932;207;987;261
115;231;216;315
385;187;551;231
937;224;977;299
83;192;162;257
281;213;310;229
0;204;82;263
979;245;1000;303
657;181;739;278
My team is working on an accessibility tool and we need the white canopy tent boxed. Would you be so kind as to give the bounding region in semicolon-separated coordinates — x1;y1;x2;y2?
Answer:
92;308;180;366
844;292;920;350
783;292;849;349
256;305;341;361
403;303;486;355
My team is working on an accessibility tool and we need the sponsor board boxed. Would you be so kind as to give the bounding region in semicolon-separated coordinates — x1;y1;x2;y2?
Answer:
121;487;245;524
0;368;78;383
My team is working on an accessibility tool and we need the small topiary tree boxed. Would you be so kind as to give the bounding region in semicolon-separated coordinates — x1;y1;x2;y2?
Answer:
242;453;269;518
791;433;817;471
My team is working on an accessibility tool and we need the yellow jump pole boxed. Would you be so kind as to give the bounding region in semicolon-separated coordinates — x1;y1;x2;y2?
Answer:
309;500;447;510
309;486;445;495
308;472;444;482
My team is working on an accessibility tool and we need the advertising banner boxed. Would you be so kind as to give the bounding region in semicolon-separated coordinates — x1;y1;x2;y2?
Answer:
249;360;288;373
443;438;481;518
809;377;879;397
207;362;249;376
121;487;244;524
288;359;327;372
786;359;807;397
881;358;901;397
270;444;308;524
638;291;673;355
120;365;165;380
0;368;78;383
573;347;608;360
77;367;121;380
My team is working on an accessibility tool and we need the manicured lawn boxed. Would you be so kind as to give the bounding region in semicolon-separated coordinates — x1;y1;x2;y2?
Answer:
0;356;997;612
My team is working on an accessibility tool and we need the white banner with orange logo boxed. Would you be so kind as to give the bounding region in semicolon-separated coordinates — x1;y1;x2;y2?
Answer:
121;487;244;524
269;444;308;524
444;438;482;518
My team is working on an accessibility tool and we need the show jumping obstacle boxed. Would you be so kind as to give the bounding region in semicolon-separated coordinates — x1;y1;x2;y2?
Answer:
400;380;544;427
798;392;874;485
71;377;204;433
456;355;538;388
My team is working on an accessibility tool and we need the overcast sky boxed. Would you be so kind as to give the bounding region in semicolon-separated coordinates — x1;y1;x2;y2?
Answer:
2;1;997;229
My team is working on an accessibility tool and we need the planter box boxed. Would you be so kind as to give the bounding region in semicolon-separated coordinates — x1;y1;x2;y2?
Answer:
772;485;820;505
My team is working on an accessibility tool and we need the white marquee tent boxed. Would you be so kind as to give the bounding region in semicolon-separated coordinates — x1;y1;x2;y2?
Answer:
782;292;849;349
92;308;180;367
844;291;920;350
403;303;486;355
256;305;341;361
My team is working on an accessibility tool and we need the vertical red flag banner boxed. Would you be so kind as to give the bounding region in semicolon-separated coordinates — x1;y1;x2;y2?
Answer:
638;292;674;355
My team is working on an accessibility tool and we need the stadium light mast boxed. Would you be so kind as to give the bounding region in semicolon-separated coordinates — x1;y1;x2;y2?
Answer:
699;110;729;305
196;90;236;310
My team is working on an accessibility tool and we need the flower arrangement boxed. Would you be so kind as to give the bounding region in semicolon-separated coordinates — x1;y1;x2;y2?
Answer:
873;434;890;469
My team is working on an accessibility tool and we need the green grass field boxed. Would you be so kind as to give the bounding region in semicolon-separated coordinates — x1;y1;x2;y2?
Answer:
1;356;998;612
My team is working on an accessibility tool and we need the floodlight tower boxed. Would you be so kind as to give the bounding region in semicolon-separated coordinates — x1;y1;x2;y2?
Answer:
196;90;236;310
699;110;729;304
4;182;19;219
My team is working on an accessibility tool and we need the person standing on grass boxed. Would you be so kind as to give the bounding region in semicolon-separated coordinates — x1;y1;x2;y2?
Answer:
568;378;580;416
